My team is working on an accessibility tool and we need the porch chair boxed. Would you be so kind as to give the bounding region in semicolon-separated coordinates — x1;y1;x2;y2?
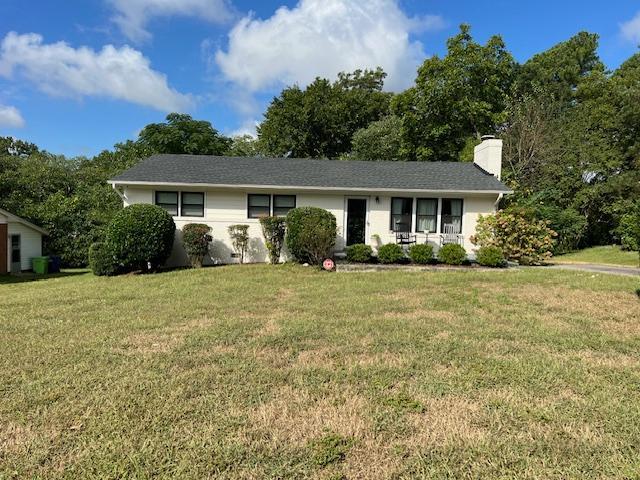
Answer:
440;223;462;246
395;230;417;246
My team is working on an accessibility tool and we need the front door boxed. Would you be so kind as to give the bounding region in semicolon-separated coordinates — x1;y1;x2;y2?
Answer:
346;198;367;246
10;234;21;273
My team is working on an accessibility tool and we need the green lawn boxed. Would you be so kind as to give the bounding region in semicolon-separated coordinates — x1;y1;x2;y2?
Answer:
555;245;639;267
1;265;639;479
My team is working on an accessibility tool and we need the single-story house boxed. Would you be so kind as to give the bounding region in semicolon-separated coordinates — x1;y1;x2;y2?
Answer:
109;136;511;265
0;208;48;274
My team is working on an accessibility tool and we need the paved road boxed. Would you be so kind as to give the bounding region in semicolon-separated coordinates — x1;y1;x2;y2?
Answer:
551;263;640;277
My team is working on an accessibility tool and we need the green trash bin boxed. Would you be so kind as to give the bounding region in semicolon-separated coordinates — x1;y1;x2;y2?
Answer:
32;256;49;274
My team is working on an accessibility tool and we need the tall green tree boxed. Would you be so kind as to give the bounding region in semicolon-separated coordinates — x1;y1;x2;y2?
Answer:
392;24;516;161
137;113;231;155
258;68;392;158
349;115;403;161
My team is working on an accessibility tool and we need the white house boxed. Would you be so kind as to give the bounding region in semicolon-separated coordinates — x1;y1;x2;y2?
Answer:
109;136;511;265
0;208;48;274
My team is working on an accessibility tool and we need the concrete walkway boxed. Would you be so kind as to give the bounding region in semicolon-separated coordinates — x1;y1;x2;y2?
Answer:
551;263;640;277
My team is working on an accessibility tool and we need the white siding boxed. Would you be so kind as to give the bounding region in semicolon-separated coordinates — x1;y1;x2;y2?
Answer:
120;186;499;266
7;222;43;271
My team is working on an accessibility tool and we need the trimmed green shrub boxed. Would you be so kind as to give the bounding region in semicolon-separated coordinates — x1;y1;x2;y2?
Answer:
377;243;405;264
408;244;434;264
106;204;175;272
260;216;286;264
88;242;118;276
228;225;250;263
182;223;212;268
345;243;372;263
438;244;467;265
471;209;556;265
286;207;337;265
476;245;506;267
615;202;640;252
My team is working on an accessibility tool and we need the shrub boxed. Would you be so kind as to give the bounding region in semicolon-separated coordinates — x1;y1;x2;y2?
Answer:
615;202;640;252
182;223;212;268
228;225;250;263
286;207;337;265
377;243;405;264
476;245;506;267
88;242;118;276
408;244;434;264
471;209;556;265
260;216;286;264
106;204;175;272
345;243;372;263
438;244;467;265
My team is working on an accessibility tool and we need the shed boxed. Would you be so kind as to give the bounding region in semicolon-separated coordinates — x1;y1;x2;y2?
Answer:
0;208;48;273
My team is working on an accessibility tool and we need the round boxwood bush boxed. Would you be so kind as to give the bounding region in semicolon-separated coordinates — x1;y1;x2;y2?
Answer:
408;244;434;264
286;207;337;265
476;245;506;268
106;204;176;271
438;244;467;265
89;242;118;276
182;223;212;268
345;243;373;263
377;243;405;264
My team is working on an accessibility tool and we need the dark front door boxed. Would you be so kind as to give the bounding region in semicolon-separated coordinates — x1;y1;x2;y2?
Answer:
346;199;367;246
10;234;20;273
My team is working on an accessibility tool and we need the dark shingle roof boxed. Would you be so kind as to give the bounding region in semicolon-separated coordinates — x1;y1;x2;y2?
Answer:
110;154;511;193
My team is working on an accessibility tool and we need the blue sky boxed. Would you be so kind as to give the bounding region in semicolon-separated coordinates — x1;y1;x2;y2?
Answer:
0;0;638;157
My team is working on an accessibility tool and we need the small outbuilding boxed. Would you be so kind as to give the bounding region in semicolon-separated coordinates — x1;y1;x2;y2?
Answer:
0;208;48;274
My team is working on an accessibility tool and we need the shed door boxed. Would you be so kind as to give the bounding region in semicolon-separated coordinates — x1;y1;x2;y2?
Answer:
10;234;21;273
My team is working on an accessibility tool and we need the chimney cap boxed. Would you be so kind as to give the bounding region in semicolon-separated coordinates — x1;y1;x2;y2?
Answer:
481;134;496;141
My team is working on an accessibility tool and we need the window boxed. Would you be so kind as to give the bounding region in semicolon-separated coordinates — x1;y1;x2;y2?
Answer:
181;192;204;217
441;199;463;234
390;197;413;232
273;195;296;216
155;191;178;216
416;198;438;233
10;235;20;264
248;194;271;218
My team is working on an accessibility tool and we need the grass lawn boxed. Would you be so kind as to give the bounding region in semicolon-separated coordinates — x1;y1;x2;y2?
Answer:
1;265;640;479
555;245;639;268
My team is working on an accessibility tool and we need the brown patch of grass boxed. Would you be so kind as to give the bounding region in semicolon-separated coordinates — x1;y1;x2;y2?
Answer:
245;386;371;446
0;422;38;454
407;396;488;447
120;331;183;354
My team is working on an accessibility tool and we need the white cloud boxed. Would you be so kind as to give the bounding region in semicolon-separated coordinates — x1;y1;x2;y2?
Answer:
0;32;192;112
621;11;640;44
108;0;234;42
215;0;440;93
0;104;25;128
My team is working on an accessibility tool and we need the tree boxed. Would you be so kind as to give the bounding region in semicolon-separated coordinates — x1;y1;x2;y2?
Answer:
392;24;516;161
227;135;262;157
515;32;604;105
350;115;403;161
258;68;392;158
137;113;231;155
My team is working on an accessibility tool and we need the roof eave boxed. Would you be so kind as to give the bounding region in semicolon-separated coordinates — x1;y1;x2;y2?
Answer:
109;180;511;195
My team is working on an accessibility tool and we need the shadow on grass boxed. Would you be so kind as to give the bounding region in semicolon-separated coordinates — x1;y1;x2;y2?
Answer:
0;269;89;285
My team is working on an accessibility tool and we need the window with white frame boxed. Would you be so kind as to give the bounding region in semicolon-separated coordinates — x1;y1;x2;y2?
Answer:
416;198;438;233
441;198;463;234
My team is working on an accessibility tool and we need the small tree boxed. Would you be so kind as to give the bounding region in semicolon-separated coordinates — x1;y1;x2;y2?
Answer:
182;224;212;268
228;224;250;263
285;207;337;265
260;216;286;264
471;209;556;266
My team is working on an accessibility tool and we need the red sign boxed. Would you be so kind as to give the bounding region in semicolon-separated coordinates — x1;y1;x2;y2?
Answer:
322;258;335;271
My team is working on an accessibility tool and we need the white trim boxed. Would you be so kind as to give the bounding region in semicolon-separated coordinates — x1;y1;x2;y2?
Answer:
0;208;48;235
110;180;512;196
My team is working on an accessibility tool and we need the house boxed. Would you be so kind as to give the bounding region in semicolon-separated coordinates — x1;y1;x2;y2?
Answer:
109;136;511;265
0;208;48;274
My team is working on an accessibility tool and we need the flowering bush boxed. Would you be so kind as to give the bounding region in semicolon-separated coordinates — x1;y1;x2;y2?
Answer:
471;209;556;265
